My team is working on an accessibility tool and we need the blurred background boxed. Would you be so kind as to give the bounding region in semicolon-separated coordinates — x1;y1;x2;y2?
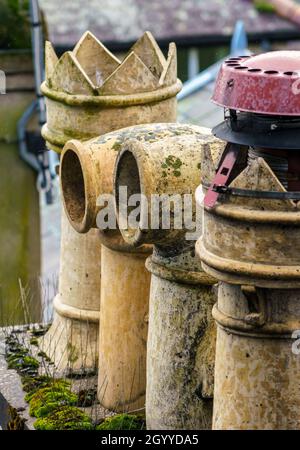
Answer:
0;0;300;326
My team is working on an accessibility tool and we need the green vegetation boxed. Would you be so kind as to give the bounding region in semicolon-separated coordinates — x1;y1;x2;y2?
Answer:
5;332;143;430
254;0;276;13
29;337;39;346
97;413;146;430
7;353;39;371
37;350;51;361
0;0;31;49
30;325;50;337
161;155;183;177
34;406;93;430
25;378;70;402
6;334;39;376
77;388;97;407
5;333;90;430
28;384;78;418
22;374;55;394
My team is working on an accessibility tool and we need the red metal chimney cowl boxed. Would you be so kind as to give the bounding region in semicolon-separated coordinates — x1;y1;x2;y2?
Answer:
205;51;300;208
213;51;300;115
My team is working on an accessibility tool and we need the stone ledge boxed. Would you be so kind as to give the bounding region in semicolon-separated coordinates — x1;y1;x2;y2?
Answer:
0;327;35;430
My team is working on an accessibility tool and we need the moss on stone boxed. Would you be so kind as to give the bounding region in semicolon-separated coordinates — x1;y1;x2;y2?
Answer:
5;332;96;430
34;406;93;430
96;413;145;430
161;155;183;177
5;335;25;354
37;350;51;361
23;377;70;402
165;155;182;169
5;333;41;380
29;337;39;346
112;141;122;151
7;353;39;373
28;383;78;417
30;325;50;337
77;388;97;407
8;339;146;431
22;375;54;394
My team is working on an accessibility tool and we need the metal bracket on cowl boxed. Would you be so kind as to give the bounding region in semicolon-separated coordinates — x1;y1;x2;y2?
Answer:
204;142;243;208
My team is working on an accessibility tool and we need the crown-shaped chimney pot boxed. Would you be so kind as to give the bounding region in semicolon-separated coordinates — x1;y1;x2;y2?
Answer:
98;51;159;95
45;41;58;83
41;31;181;153
73;31;121;87
50;51;96;95
128;30;166;79
43;31;178;96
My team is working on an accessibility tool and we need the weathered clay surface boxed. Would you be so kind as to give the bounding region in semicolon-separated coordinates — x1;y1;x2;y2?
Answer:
146;250;216;430
49;51;95;95
197;140;300;430
98;52;159;95
40;211;100;371
61;123;209;233
114;127;223;429
45;41;58;84
42;31;179;374
60;124;206;409
41;31;181;153
213;283;300;430
98;246;150;411
199;150;300;288
73;31;121;87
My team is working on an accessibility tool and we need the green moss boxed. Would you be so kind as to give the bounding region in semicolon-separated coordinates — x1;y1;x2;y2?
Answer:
96;414;145;430
29;337;39;346
37;351;51;361
22;375;54;394
30;325;50;337
28;383;78;417
23;355;39;368
5;334;40;378
254;0;275;13
34;406;93;430
23;377;70;402
5;333;96;431
112;141;122;151
7;353;39;374
6;348;27;362
5;335;25;354
161;155;183;177
77;388;97;407
166;155;182;170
